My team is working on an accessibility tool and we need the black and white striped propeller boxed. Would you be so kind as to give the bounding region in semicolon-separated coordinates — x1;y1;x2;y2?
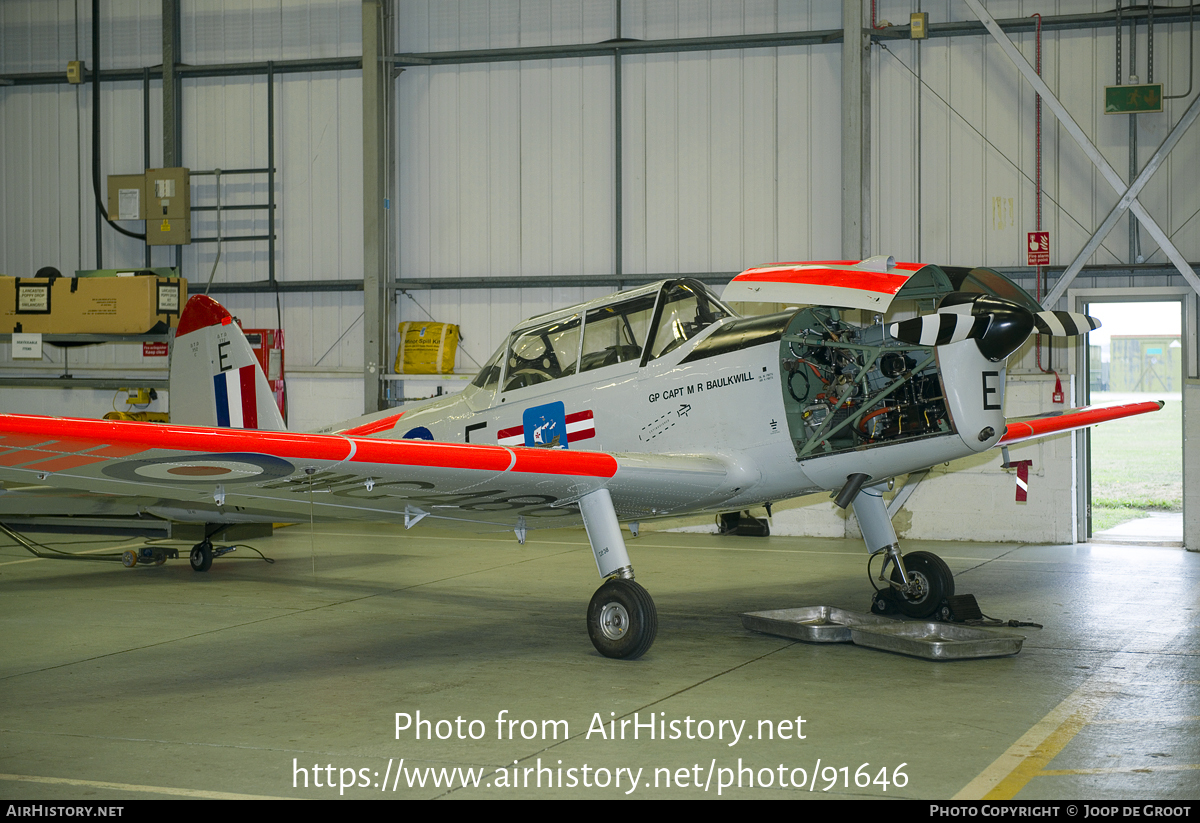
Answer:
889;293;1101;362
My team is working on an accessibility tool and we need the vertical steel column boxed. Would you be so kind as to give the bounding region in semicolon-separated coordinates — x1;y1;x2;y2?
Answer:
92;0;102;268
841;3;870;259
144;67;151;267
268;61;276;285
163;0;181;273
614;1;623;280
362;1;391;412
614;48;623;280
162;0;179;167
1129;16;1139;264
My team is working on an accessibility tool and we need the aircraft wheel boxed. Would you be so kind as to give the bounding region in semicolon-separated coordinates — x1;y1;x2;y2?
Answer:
189;542;213;573
890;551;954;618
153;549;167;566
587;578;657;660
122;550;137;568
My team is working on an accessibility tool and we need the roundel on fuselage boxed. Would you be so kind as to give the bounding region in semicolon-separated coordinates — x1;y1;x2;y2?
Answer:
402;426;434;441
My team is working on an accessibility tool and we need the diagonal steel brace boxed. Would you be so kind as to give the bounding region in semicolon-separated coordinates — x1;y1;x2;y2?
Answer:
1049;89;1200;305
963;0;1200;304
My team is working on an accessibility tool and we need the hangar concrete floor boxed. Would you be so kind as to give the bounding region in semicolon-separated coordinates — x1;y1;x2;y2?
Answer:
1;522;1197;801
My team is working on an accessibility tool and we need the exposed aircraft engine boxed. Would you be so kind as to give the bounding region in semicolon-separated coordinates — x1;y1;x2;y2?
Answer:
779;306;951;458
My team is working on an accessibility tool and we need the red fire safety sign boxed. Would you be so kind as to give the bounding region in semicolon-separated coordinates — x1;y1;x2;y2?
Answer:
1027;232;1050;266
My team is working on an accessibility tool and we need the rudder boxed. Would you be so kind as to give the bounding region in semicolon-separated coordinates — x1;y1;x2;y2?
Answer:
169;295;287;431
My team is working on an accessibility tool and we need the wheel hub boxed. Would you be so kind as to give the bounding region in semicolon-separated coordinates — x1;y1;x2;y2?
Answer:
598;602;629;640
903;572;929;601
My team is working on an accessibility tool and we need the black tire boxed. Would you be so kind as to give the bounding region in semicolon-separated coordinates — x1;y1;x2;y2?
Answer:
587;578;657;660
889;550;954;618
190;542;213;573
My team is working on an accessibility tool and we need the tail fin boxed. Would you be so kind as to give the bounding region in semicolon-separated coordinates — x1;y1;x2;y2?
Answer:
169;295;287;431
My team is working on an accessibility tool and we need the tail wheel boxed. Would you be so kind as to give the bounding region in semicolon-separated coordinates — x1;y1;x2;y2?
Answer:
890;550;954;618
587;578;657;660
189;541;213;573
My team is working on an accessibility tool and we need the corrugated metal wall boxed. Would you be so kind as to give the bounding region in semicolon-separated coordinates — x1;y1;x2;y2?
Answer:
394;0;845;371
872;1;1200;271
3;0;1198;427
0;0;368;430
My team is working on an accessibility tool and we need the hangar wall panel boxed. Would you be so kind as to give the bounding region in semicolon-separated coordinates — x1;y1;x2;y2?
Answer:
870;1;1200;270
0;0;367;427
394;1;845;372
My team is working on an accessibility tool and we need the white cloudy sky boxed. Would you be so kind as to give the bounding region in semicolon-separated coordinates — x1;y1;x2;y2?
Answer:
1086;301;1181;351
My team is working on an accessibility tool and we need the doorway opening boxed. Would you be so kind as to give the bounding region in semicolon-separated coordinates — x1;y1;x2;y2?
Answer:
1084;300;1183;544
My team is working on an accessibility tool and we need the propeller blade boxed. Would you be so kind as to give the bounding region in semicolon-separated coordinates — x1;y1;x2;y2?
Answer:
1033;311;1101;336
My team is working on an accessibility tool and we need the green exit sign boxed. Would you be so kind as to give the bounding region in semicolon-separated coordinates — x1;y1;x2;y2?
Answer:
1105;84;1163;114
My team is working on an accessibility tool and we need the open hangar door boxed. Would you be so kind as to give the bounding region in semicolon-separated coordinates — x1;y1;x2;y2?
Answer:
1073;287;1199;551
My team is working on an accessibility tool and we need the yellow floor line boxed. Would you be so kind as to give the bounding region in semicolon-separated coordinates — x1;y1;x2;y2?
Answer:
955;579;1200;801
0;772;288;800
953;685;1128;800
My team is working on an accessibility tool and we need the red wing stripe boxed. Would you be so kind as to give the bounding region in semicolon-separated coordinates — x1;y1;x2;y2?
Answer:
340;413;404;437
23;454;108;473
33;438;105;454
0;416;352;461
0;449;52;467
733;267;912;296
0;414;619;479
90;443;149;458
349;438;512;472
999;401;1164;445
0;434;55;449
508;448;617;477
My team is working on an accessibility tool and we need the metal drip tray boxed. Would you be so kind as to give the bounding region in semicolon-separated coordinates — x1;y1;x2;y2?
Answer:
741;606;1025;660
740;606;895;643
849;621;1024;660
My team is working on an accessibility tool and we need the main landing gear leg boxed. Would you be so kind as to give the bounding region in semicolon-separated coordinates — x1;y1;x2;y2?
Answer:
579;488;657;660
849;484;954;619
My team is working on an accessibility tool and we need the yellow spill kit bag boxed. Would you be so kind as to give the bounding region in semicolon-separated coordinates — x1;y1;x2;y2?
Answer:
395;321;459;374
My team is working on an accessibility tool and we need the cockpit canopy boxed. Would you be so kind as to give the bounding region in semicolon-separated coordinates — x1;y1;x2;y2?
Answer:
470;279;734;393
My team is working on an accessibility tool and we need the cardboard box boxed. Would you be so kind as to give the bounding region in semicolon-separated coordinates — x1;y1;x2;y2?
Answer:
0;273;188;334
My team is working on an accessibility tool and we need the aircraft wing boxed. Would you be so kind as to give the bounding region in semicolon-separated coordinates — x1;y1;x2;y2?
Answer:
998;400;1164;446
0;415;755;529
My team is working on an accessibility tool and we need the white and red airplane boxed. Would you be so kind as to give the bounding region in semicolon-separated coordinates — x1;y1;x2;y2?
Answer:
0;257;1162;659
